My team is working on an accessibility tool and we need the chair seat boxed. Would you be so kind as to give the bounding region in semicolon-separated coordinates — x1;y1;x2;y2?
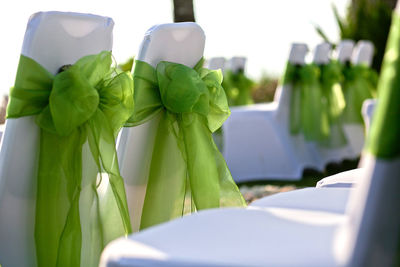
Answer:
316;168;364;188
222;102;314;182
100;208;344;267
250;188;352;214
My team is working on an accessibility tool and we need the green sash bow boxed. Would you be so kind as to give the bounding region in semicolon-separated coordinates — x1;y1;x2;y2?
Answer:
221;70;254;106
366;12;400;159
7;51;133;267
283;62;329;142
126;59;246;230
282;62;302;134
319;61;347;147
299;64;330;142
342;62;377;124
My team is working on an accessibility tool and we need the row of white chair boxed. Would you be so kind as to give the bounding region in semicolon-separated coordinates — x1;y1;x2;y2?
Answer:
99;2;400;264
222;40;375;182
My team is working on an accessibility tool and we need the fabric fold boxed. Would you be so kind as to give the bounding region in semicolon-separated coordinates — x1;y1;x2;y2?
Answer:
366;12;400;159
282;62;330;143
126;59;246;230
341;62;377;124
7;51;133;267
319;61;347;147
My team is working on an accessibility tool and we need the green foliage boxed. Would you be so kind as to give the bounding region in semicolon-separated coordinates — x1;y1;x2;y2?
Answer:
316;0;393;72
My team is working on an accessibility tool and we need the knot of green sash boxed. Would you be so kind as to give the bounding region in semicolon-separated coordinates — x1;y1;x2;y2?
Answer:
126;59;246;230
221;70;254;106
7;51;133;267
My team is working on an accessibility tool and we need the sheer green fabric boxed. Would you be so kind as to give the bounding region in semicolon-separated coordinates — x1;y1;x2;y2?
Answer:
282;62;302;134
283;62;329;142
221;70;254;106
366;13;400;159
7;51;133;267
299;64;330;142
342;62;377;124
319;61;347;147
126;59;246;230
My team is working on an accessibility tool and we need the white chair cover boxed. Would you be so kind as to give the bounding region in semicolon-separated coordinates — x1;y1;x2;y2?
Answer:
0;11;113;266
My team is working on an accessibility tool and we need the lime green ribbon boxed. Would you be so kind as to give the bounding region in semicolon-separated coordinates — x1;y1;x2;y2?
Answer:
366;12;400;159
299;63;330;142
221;70;254;106
342;62;377;124
282;62;302;134
126;59;246;230
7;51;133;267
283;62;329;142
319;61;347;147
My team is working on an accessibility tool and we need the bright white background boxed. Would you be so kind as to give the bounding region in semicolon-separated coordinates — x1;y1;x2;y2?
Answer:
0;0;349;95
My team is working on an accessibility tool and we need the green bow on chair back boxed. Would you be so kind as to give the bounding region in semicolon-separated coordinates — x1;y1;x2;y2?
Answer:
7;51;133;267
319;60;347;147
282;62;330;143
341;62;377;124
126;59;246;230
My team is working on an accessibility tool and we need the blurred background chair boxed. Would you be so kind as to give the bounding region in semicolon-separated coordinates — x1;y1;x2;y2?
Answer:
222;43;317;182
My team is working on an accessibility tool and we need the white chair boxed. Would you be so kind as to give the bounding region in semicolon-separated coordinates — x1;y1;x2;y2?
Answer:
222;43;321;182
312;41;376;189
343;40;375;159
0;11;114;266
116;22;205;232
100;10;400;262
250;41;372;209
206;57;226;71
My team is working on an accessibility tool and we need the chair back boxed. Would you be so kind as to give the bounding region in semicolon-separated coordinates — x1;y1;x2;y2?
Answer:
226;56;247;73
336;40;355;63
207;57;226;71
312;42;331;64
116;22;205;232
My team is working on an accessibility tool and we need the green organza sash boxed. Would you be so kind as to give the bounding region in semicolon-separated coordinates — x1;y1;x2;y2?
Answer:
126;59;246;230
342;62;377;124
221;70;254;106
299;64;330;142
7;51;133;267
282;62;302;134
283;62;329;143
319;61;347;147
366;13;400;159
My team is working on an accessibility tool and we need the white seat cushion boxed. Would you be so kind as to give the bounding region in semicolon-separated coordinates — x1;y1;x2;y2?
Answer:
101;208;344;267
250;188;352;214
